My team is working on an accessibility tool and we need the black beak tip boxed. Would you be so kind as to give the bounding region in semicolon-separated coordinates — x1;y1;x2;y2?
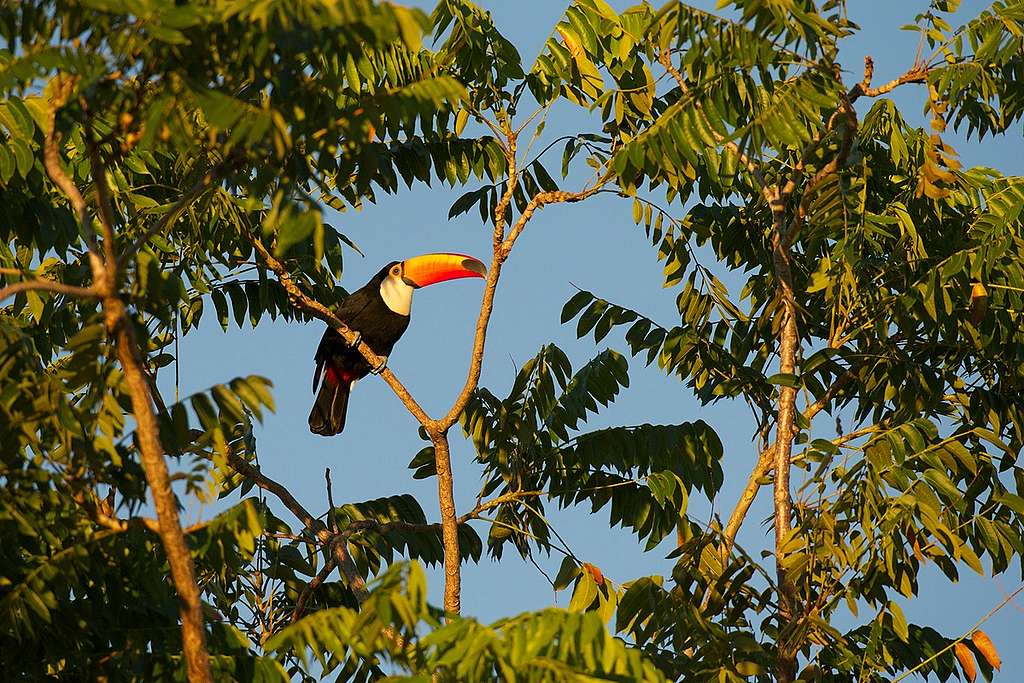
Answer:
463;258;487;276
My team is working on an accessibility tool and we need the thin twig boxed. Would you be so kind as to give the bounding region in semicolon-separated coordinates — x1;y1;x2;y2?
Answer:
120;164;226;266
325;468;338;534
291;559;336;624
891;582;1024;683
220;451;370;603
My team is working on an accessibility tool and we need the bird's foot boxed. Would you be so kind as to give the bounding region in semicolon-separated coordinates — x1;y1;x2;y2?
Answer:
371;356;388;375
346;331;362;348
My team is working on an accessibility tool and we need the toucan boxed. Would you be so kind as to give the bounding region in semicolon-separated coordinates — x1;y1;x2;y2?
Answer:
308;252;487;435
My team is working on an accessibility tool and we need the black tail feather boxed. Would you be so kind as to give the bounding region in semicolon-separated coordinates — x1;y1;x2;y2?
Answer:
308;379;350;436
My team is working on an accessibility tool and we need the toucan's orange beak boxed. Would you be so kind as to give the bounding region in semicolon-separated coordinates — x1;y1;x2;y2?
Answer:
401;253;487;288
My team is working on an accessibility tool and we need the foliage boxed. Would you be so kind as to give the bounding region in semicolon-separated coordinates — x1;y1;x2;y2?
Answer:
2;0;1023;681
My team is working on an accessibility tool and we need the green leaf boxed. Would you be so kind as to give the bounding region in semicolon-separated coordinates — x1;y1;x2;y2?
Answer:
553;556;580;591
561;290;594;323
767;373;801;388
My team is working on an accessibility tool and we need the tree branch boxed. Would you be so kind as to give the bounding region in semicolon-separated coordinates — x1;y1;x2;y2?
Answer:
83;120;119;272
120;164;227;266
220;451;370;603
658;51;802;679
439;183;607;431
104;297;213;683
88;507;206;536
429;434;462;615
767;195;800;683
219;451;419;658
291;558;336;624
244;231;433;427
330;488;547;538
849;59;928;102
721;368;859;558
325;468;340;536
49;99;214;681
0;278;96;303
461;489;545;521
43;76;105;283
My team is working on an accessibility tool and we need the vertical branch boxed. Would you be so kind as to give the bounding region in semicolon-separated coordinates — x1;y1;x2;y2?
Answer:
744;177;800;683
427;156;608;618
43;84;213;682
768;191;800;683
105;299;213;683
247;118;606;618
424;130;518;618
430;435;462;615
659;48;802;681
720;370;859;559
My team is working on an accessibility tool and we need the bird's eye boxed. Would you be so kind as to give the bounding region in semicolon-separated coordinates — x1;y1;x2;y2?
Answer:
391;265;401;276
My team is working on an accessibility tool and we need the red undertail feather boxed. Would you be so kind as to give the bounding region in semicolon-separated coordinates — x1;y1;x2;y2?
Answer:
308;361;353;436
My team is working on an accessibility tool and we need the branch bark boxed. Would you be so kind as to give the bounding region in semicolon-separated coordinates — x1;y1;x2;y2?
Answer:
763;183;801;683
221;451;370;603
720;368;859;558
429;434;462;614
245;122;607;616
849;58;928;101
121;164;227;266
43;83;213;682
291;559;336;624
656;50;928;683
104;297;213;683
43;79;105;285
0;278;96;302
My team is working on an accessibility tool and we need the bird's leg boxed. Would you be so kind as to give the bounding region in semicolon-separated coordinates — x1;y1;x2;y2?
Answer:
346;331;362;348
371;356;388;375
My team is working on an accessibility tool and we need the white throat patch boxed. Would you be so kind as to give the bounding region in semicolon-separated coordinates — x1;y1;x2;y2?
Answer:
380;275;414;316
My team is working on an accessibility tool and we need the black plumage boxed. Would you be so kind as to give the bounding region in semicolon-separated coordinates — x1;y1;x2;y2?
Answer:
308;262;410;435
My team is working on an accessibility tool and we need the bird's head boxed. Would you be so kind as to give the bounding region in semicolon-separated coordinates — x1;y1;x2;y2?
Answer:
378;253;487;315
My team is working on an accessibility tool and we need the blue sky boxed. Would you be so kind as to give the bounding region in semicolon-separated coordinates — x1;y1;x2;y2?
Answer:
170;1;1023;676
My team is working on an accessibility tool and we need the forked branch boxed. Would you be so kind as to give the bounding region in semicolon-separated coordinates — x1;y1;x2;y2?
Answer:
246;125;610;616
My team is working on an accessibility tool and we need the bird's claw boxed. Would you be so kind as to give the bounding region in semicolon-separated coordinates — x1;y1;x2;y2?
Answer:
347;331;362;348
371;356;388;375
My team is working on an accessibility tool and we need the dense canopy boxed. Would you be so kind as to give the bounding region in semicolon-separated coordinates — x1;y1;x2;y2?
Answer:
2;0;1023;681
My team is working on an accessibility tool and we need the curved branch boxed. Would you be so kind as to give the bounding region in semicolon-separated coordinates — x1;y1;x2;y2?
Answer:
221;451;370;603
44;87;214;681
120;164;227;266
43;77;105;284
245;231;432;427
849;59;928;102
439;183;609;431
